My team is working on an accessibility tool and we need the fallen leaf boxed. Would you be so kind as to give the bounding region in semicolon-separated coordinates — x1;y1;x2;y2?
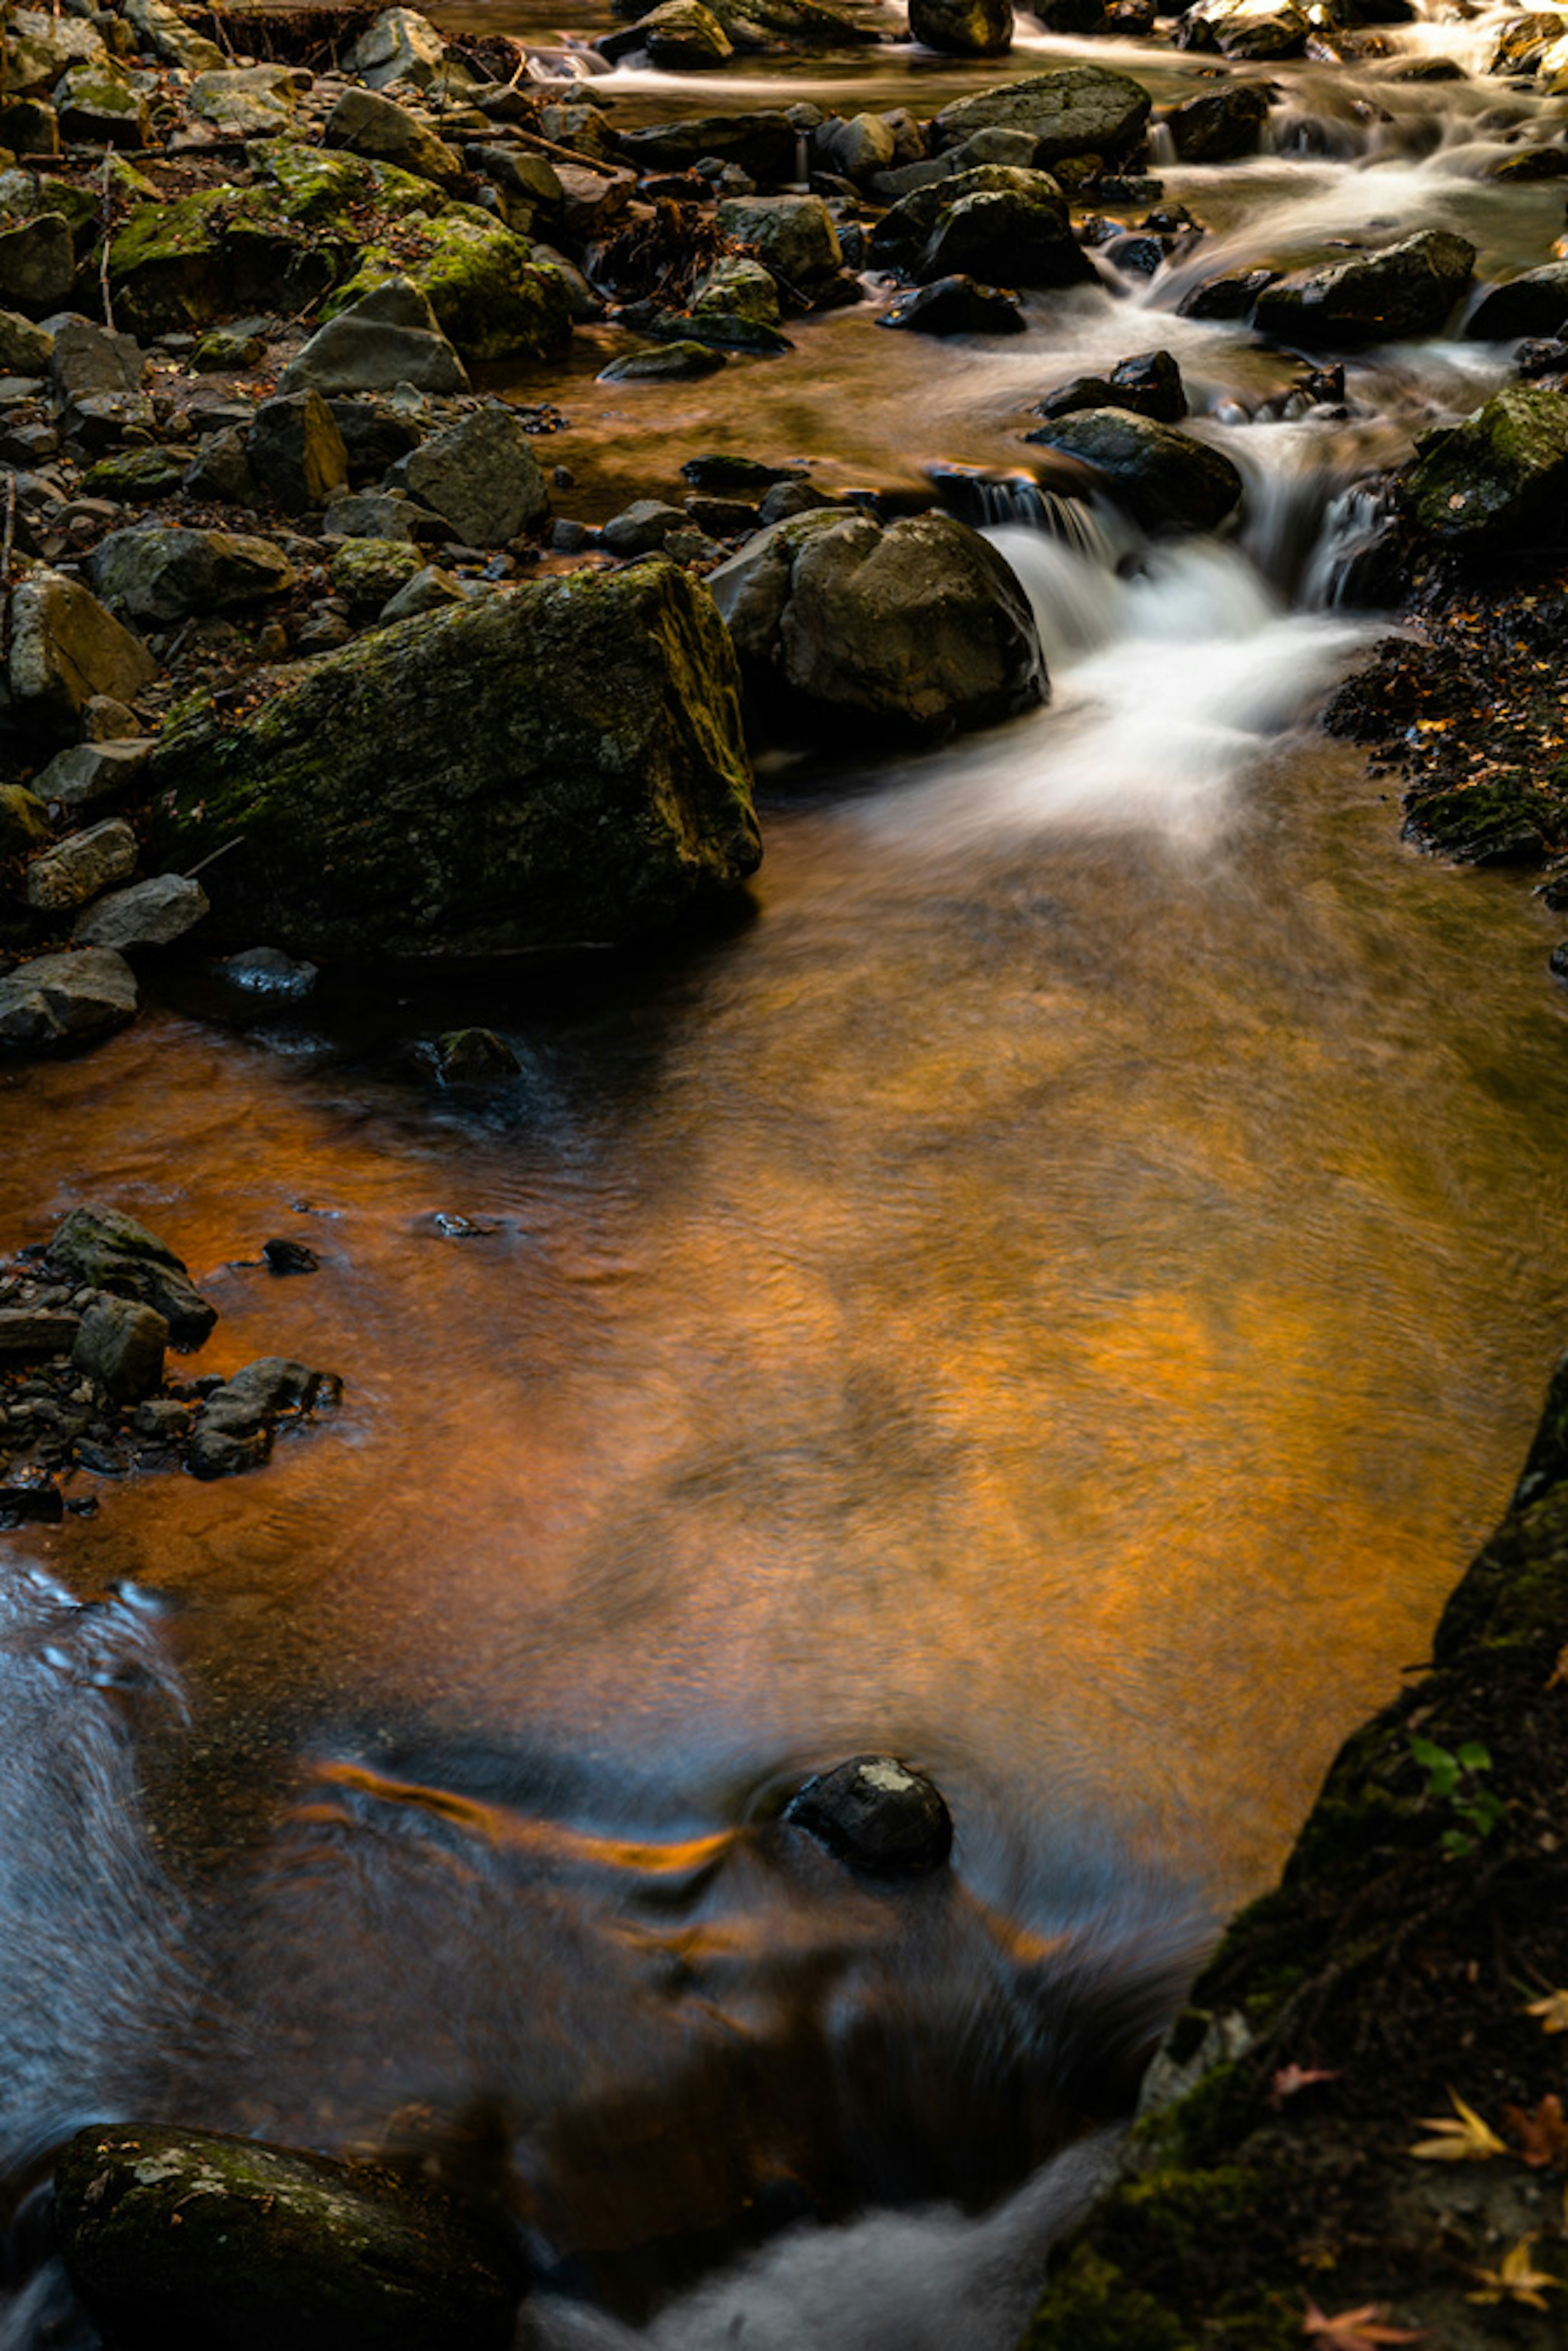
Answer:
1468;2238;1563;2311
1504;2094;1568;2169
1272;2063;1344;2110
1301;2299;1423;2348
1526;1988;1568;2033
1408;2090;1505;2162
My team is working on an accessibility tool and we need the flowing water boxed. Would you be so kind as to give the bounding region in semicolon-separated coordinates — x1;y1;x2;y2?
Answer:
7;4;1568;2342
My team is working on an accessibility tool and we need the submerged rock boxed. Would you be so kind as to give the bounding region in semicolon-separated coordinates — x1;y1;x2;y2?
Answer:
785;1755;955;1875
146;562;761;959
1252;227;1475;348
710;508;1045;741
54;2120;524;2351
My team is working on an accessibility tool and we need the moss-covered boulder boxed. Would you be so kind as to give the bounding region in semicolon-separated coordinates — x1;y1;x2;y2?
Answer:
931;64;1152;165
54;2122;526;2351
144;559;761;958
326;215;570;364
1400;383;1568;552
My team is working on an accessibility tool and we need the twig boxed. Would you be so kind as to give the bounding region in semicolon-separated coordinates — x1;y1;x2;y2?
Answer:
1;470;16;665
182;835;245;882
98;148;115;332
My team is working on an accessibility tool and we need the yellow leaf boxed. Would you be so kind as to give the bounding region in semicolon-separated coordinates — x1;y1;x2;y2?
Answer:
1526;1989;1568;2033
1468;2237;1563;2311
1408;2090;1505;2162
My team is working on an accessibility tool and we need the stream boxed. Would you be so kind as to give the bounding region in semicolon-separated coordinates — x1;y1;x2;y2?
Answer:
6;2;1568;2342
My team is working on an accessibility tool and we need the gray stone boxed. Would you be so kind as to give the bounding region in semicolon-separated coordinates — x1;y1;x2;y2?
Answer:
1025;406;1244;532
869;165;1089;289
25;816;138;912
282;276;470;397
599;340;728;381
600;498;687;555
344;7;451;89
0;948;138;1052
0;307;52;373
87;527;296;625
390;404;550;546
324;87;462;185
1164;82;1272;162
145;561;762;960
182;425;260;506
189;65;304;139
814;111;897;181
909;0;1014;55
878;274;1026;334
710;508;1045;740
932;63;1152;164
784;1755;954;1875
1253;228;1475;348
76;873;210;952
71;1294;168;1403
46;316;145;401
0;214;74;314
379;564;466;622
0;1306;80;1357
715;193;843;286
213;946;318;995
53;67;151;150
123;0;227;72
247;391;350;513
8;571;157;736
45;1205;216;1348
187;1357;341;1478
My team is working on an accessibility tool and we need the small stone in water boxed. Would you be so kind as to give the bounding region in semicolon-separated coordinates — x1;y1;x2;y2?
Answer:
262;1238;320;1276
784;1754;954;1876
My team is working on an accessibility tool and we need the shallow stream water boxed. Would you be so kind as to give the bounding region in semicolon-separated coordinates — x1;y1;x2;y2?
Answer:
6;4;1568;2343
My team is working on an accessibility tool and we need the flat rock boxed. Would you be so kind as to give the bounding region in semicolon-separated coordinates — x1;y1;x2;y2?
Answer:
87;528;296;625
25;817;138;912
932;64;1152;165
76;874;210;953
0;949;138;1053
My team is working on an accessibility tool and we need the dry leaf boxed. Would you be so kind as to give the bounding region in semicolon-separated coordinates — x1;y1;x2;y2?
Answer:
1526;1988;1568;2033
1301;2299;1423;2348
1272;2063;1344;2110
1468;2238;1563;2311
1504;2094;1568;2169
1408;2090;1505;2162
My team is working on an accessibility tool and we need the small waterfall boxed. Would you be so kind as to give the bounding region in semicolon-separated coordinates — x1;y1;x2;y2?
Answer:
1301;475;1403;608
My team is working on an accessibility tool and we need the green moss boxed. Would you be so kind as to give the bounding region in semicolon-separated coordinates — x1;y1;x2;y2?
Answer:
80;447;189;500
254;143;444;227
326;216;570;362
1019;2247;1194;2351
329;537;423;615
1403;774;1560;864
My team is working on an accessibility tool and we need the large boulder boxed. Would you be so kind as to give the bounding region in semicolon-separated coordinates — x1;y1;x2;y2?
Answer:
909;0;1015;56
1163;81;1272;161
87;528;296;626
7;571;156;741
54;2121;524;2351
931;65;1152;166
1252;228;1475;348
283;276;469;395
708;508;1046;740
344;6;452;89
869;164;1089;287
324;87;463;186
143;561;761;959
1023;406;1244;533
1400;383;1568;551
715;193;843;289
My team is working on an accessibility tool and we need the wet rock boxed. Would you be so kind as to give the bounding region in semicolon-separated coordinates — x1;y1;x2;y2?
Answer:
1177;0;1307;56
87;528;296;626
715;192;844;291
76;874;210;954
815;111;897;181
71;1296;167;1404
47;1206;216;1349
282;276;470;397
1400;382;1568;552
55;2119;523;2351
328;218;572;366
616;110;798;184
1024;406;1243;532
214;946;318;996
756;478;838;524
599;497;687;555
1252;228;1475;348
1403;776;1555;864
711;508;1045;741
188;1356;342;1477
1177;264;1281;320
0;948;138;1054
0;212;74;315
1034;347;1187;423
263;1238;320;1275
0;1473;63;1524
24;817;138;912
1164;81;1272;160
599;339;728;380
784;1755;954;1875
909;0;1015;56
0;1307;81;1358
604;0;736;66
931;65;1152;166
1489;9;1566;72
325;87;463;187
346;6;452;90
878;274;1027;334
322;486;445;543
1467;261;1568;341
435;1027;522;1082
682;452;802;490
32;738;154;816
0;783;51;852
871;165;1090;288
388;404;550;546
146;560;761;959
247;390;351;513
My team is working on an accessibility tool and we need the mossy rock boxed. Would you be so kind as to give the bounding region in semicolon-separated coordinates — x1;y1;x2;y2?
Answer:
326;215;570;363
253;142;446;229
329;535;425;614
1401;382;1568;551
1401;773;1563;864
144;558;760;958
80;446;190;501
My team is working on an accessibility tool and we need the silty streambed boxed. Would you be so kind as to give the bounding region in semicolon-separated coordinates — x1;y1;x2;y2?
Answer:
6;4;1568;2342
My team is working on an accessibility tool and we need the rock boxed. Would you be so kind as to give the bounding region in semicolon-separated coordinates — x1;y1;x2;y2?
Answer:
0;1306;80;1357
600;497;687;555
8;570;157;736
711;508;1044;741
189;65;304;139
1164;81;1272;160
263;1238;319;1274
0;948;138;1054
247;390;350;513
55;2119;521;2350
330;537;425;615
1400;383;1568;551
1178;0;1306;55
878;274;1026;334
47;316;144;401
327;218;571;365
435;1027;521;1081
815;111;897;181
0;213;74;314
76;874;209;953
187;1357;341;1477
380;564;466;622
1405;777;1556;864
345;7;452;90
616;111;798;184
87;528;296;625
45;1206;216;1348
0;305;51;372
1034;346;1187;423
605;0;736;66
123;0;227;72
389;404;550;546
1252;228;1475;348
599;339;728;380
183;426;259;506
1177;265;1281;321
214;946;318;995
0;98;61;156
1489;9;1565;72
71;1295;167;1404
282;276;469;397
909;0;1014;56
0;783;50;851
145;561;761;959
784;1756;954;1875
329;396;426;483
1467;262;1568;341
324;87;463;187
870;165;1089;288
322;486;446;542
1025;406;1243;532
53;67;151;149
715;193;843;288
33;738;154;814
24;817;138;912
932;65;1152;166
